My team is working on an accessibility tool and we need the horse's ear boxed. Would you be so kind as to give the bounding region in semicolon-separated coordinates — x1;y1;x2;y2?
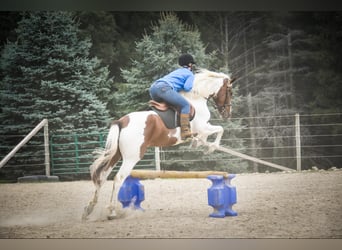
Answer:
229;77;237;84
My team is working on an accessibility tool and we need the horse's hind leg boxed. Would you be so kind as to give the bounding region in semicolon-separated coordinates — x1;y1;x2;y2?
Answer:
107;158;140;220
82;162;115;221
82;185;100;221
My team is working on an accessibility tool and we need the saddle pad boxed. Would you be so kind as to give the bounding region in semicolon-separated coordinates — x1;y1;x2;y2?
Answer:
151;107;178;129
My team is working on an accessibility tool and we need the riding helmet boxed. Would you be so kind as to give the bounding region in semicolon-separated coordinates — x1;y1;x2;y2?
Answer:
178;53;196;66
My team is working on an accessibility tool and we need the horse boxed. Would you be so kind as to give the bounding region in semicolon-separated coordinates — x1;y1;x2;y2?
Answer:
82;69;235;220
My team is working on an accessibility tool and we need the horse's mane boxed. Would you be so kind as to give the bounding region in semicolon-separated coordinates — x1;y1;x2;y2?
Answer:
188;69;230;98
196;69;230;79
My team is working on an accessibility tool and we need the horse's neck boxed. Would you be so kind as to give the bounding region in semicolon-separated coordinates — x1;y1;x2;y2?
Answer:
181;76;217;116
182;89;204;100
182;93;211;120
192;72;226;99
194;82;219;98
182;92;206;104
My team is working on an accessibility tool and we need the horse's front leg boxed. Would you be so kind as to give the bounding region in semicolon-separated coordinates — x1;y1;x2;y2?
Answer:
190;133;208;148
200;123;224;153
211;124;224;147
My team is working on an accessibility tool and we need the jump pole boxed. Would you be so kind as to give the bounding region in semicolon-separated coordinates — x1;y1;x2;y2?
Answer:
130;170;229;179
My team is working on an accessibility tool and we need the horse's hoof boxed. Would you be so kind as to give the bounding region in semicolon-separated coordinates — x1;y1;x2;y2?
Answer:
190;138;201;148
205;143;217;154
107;205;117;220
81;208;88;221
107;214;117;220
208;148;216;154
82;205;92;221
204;148;211;154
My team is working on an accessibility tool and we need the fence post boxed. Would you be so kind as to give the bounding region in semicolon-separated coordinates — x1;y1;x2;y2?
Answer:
44;121;50;176
247;93;258;172
50;135;55;175
74;134;80;172
295;113;302;171
155;147;161;171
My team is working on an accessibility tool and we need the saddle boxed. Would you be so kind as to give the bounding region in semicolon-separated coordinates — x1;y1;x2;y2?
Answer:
149;100;196;129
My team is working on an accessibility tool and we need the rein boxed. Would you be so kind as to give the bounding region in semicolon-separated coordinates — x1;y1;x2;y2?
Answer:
206;80;232;112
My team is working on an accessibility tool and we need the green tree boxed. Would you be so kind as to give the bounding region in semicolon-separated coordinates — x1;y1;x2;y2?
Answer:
0;11;111;135
76;11;119;75
0;11;113;180
0;12;21;52
117;12;213;116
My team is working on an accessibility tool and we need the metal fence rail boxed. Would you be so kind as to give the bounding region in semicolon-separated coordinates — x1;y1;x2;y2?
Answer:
159;113;342;172
0;119;50;175
50;133;155;176
1;113;341;181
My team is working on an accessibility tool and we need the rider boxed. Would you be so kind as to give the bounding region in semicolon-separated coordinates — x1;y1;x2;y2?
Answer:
149;53;196;141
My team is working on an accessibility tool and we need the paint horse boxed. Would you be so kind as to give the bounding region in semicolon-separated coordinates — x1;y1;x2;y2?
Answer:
82;69;235;220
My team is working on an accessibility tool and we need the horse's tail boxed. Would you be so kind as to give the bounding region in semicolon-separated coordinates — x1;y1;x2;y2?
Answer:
90;121;121;187
105;121;120;151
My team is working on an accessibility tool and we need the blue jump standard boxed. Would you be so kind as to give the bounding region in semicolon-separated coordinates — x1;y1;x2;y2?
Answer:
118;176;145;210
207;174;238;218
118;174;237;217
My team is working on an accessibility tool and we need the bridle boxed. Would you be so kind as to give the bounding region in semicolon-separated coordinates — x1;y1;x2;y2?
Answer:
206;78;234;119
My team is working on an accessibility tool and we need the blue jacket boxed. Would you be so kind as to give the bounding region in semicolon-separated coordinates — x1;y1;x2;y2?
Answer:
155;67;194;92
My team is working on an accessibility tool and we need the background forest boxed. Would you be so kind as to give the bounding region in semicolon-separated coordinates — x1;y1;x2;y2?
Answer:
0;11;341;180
